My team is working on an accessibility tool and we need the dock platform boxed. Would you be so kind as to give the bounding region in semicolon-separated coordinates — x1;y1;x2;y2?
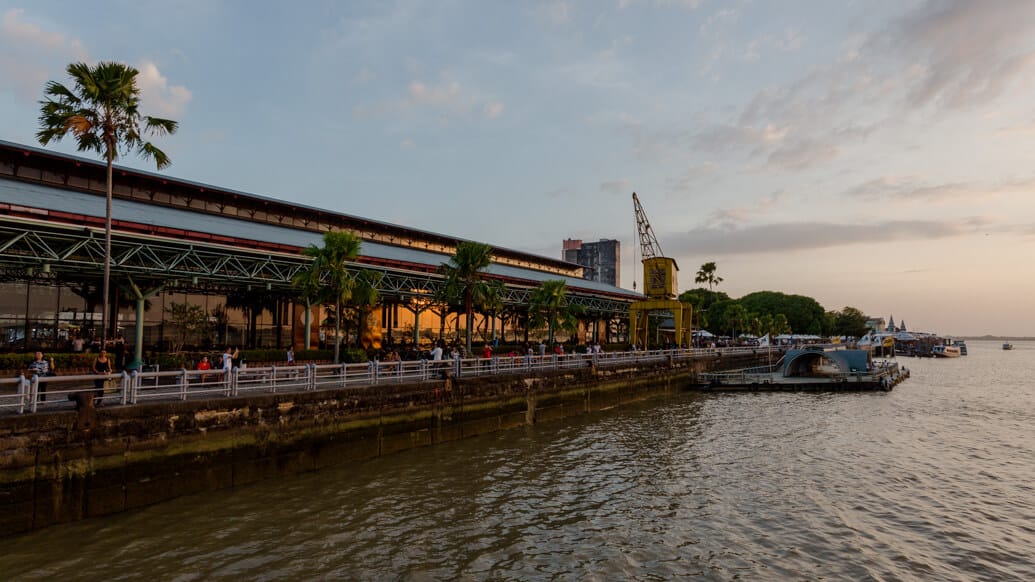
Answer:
691;361;910;393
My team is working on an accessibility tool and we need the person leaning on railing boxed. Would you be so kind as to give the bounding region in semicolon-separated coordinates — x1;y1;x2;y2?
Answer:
27;351;56;402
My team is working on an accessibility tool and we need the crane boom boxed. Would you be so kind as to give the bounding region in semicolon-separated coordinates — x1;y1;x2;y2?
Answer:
632;192;664;261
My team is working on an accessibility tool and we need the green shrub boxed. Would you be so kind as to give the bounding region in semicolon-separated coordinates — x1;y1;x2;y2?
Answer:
0;352;98;372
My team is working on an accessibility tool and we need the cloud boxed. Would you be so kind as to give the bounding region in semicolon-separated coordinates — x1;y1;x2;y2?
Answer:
888;0;1035;109
743;28;803;62
483;101;505;119
680;1;1035;176
408;80;463;108
846;175;1035;201
400;138;415;149
545;186;577;199
0;9;89;101
135;60;192;118
765;138;838;171
706;191;785;227
620;0;703;10
355;76;504;123
535;1;573;26
600;179;630;194
666;161;718;195
665;218;989;256
2;9;66;49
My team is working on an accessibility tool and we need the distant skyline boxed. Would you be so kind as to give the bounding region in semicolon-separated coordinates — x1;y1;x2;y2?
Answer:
2;1;1033;336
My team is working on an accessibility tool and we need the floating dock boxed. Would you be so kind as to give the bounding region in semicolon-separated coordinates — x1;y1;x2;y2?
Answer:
691;348;911;393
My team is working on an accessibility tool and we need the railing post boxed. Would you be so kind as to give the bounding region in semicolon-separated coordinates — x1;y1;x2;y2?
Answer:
16;375;26;414
231;367;239;397
180;369;189;400
130;371;139;404
28;375;39;413
420;359;428;381
271;365;278;393
370;361;379;385
120;371;129;405
339;363;347;388
306;363;315;391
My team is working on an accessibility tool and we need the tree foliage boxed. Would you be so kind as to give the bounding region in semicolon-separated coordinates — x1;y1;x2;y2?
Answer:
165;303;208;352
694;262;724;290
828;306;869;338
292;230;362;363
439;241;494;355
739;291;826;334
529;280;584;343
38;61;178;341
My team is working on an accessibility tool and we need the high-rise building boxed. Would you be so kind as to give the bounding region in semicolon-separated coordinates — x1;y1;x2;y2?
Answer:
562;238;621;287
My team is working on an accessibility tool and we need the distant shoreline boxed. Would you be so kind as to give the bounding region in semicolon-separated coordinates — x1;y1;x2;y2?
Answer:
958;336;1034;341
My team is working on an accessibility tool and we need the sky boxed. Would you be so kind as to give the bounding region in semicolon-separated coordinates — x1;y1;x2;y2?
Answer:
2;0;1034;336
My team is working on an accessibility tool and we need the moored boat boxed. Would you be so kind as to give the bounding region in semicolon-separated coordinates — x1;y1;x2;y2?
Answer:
932;344;962;358
1003;343;1014;350
953;340;968;356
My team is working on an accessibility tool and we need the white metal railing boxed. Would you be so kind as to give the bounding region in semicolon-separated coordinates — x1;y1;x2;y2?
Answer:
2;346;780;415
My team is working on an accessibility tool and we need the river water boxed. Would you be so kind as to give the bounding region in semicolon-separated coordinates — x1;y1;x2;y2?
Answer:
3;340;1033;580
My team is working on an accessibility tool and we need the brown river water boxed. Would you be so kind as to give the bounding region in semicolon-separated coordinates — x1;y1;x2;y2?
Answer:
2;340;1033;580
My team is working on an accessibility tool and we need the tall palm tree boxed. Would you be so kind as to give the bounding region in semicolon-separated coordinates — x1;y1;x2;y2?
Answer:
293;230;362;363
529;280;584;344
694;261;723;291
37;61;178;342
439;241;494;356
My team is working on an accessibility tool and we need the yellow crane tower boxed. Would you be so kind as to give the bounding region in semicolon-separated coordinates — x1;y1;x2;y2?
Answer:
629;192;692;348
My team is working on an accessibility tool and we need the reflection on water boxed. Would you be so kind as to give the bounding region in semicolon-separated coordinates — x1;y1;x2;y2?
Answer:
3;341;1034;580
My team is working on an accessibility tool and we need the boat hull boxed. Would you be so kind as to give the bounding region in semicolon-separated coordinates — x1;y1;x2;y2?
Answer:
933;346;962;358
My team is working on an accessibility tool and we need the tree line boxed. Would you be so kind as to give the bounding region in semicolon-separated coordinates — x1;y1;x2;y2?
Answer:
682;263;870;340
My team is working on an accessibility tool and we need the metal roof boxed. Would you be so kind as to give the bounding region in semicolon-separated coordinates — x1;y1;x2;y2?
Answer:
0;176;640;300
0;139;582;273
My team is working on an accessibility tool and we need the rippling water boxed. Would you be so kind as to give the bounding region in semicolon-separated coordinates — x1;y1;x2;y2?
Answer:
4;340;1034;580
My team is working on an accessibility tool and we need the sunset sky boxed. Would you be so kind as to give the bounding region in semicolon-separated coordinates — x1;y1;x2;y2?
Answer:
2;1;1033;336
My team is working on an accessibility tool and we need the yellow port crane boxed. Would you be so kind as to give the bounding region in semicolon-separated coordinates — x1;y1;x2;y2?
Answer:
629;192;692;348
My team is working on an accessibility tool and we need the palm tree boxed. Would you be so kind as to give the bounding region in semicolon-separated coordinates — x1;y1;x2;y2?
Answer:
694;261;723;291
226;289;278;348
350;269;382;347
439;241;494;356
727;303;748;342
500;304;530;343
291;263;322;350
529;280;584;344
37;61;178;342
293;230;362;363
473;279;505;343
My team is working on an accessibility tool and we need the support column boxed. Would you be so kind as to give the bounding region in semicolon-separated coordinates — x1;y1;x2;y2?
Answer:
304;302;311;350
126;277;164;370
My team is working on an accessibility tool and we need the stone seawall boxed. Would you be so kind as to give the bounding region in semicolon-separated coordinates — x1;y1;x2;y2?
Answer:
0;352;765;536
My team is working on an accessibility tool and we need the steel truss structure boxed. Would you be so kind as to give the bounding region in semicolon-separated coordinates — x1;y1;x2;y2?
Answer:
0;216;632;316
